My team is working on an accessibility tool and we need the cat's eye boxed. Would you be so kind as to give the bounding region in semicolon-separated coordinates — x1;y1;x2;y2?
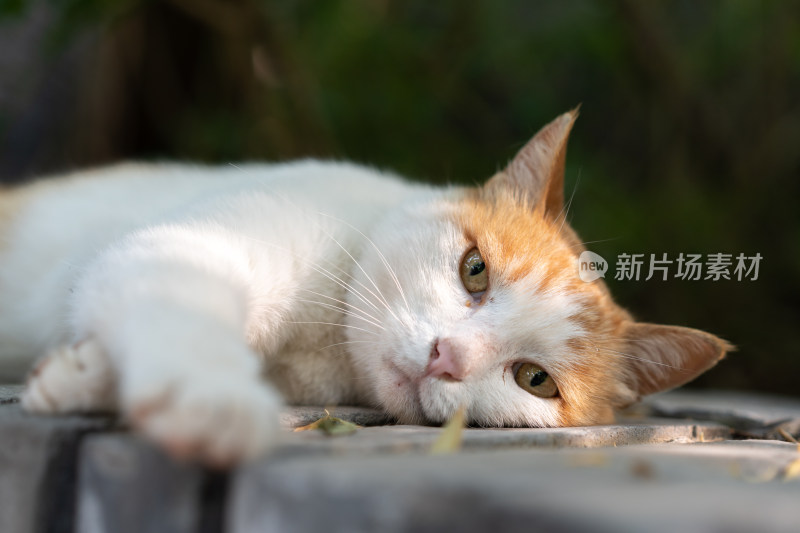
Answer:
514;363;559;398
460;248;488;295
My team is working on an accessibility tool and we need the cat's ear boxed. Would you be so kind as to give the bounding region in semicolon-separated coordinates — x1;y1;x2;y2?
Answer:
618;323;732;403
486;108;579;215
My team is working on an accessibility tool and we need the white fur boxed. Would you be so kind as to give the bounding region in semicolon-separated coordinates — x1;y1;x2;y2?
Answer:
345;197;586;427
1;159;587;462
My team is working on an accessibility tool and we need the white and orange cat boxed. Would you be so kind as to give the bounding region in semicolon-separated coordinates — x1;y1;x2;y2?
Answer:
0;110;728;464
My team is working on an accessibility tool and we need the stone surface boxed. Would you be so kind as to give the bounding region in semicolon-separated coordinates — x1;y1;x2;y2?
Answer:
0;383;23;404
641;390;800;439
280;406;395;429
623;439;800;482
275;417;730;457
4;390;800;533
76;435;217;533
230;442;800;533
0;404;112;533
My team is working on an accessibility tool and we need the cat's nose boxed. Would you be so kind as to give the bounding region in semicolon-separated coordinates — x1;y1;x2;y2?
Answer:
426;338;469;381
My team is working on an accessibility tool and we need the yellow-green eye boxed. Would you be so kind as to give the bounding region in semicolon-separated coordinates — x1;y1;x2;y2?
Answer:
460;248;487;294
514;363;559;398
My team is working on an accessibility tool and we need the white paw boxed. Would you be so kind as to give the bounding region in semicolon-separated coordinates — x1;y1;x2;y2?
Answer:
22;338;117;414
124;371;282;467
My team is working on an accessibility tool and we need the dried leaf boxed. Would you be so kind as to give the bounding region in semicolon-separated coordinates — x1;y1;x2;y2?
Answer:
294;419;323;432
317;415;360;435
630;459;656;480
293;409;360;436
430;406;466;454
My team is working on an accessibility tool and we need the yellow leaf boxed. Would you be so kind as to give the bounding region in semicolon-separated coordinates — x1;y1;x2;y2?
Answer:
430;406;466;454
317;415;360;435
294;409;360;436
294;419;323;432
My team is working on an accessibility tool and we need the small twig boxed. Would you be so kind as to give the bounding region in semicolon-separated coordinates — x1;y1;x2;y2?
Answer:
778;426;799;444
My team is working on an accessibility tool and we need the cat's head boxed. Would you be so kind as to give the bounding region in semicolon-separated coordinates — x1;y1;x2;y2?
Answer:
346;109;730;426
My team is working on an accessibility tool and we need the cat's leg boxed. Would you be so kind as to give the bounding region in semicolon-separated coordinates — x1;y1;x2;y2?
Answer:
22;337;117;413
113;307;283;466
34;225;288;465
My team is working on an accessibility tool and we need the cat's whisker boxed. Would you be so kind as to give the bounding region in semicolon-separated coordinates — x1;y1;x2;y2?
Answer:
226;173;408;322
318;227;402;324
298;288;384;326
237;234;383;316
296;298;385;331
590;333;677;347
317;212;412;315
307;264;384;315
216;183;387;316
590;345;684;370
314;340;379;354
555;168;581;235
233;187;394;318
249;227;391;323
287;321;380;336
568;236;622;250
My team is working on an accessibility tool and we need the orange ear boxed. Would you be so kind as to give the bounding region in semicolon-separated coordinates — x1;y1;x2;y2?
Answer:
486;108;579;216
622;323;732;398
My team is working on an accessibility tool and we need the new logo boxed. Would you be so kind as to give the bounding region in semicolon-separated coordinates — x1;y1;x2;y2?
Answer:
578;251;608;282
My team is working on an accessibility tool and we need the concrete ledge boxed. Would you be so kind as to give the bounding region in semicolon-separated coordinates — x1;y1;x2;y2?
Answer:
642;390;800;439
230;444;800;533
0;384;23;404
1;387;799;532
76;435;217;533
280;406;394;429
277;418;729;457
0;405;112;533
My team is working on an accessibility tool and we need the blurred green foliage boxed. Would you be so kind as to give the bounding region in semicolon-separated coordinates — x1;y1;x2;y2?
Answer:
0;0;798;394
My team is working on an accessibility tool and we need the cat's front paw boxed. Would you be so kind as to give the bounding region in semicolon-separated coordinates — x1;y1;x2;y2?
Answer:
22;338;117;413
124;372;282;467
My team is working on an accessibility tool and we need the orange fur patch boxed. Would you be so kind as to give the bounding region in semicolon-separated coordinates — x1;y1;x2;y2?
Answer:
453;185;635;426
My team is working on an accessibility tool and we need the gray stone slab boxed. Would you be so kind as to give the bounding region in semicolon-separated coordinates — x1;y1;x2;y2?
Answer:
75;435;218;533
275;417;730;457
230;443;800;533
0;404;112;533
0;383;24;404
623;439;800;482
0;396;778;533
280;406;395;429
641;390;800;439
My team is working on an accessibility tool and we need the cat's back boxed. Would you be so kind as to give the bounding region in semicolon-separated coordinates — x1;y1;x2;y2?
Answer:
0;159;427;378
0;159;419;252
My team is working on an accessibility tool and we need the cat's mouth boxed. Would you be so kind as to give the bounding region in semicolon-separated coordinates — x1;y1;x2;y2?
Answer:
384;358;465;425
384;359;428;423
386;359;419;393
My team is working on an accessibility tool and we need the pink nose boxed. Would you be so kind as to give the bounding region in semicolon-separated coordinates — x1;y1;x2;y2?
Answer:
426;338;469;381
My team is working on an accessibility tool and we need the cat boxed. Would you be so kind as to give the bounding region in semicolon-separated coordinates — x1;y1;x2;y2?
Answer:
0;110;729;465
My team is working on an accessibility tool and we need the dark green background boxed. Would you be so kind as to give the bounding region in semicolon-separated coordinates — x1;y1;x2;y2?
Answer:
1;1;798;394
